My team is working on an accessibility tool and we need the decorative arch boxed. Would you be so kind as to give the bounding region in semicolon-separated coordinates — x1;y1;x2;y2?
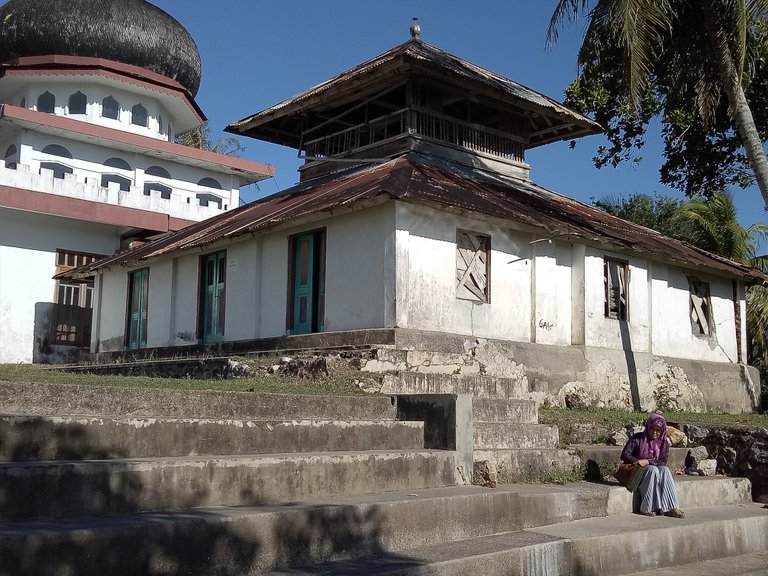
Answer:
146;165;171;179
102;96;119;120
42;144;73;159
131;103;148;127
37;91;55;113
5;145;17;158
104;157;131;171
198;177;222;189
68;91;87;115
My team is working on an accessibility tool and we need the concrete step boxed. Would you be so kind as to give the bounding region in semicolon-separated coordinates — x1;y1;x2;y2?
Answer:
474;448;583;482
472;398;538;424
0;381;397;420
0;415;425;462
622;551;768;575
382;372;528;399
267;531;570;575
0;478;750;574
474;422;559;449
0;450;456;522
529;503;768;576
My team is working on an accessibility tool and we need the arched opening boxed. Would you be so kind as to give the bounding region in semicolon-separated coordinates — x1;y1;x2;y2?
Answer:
131;103;148;127
5;144;18;169
144;165;173;199
68;92;87;115
101;157;132;191
42;144;73;159
102;96;120;120
198;177;223;189
37;92;55;113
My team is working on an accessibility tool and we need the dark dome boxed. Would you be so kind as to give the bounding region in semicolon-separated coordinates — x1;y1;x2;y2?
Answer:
0;0;202;95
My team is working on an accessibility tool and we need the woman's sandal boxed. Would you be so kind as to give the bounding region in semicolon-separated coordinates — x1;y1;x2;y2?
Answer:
663;508;685;518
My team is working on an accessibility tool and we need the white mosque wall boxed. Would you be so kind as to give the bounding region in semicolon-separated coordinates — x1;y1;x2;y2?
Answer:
0;208;120;363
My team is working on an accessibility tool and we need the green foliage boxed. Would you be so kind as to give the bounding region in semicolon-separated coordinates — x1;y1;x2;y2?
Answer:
551;1;768;199
653;384;679;413
175;121;245;156
540;405;768;428
593;193;697;241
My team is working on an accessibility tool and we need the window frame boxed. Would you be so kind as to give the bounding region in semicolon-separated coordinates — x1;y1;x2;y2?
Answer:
688;276;713;336
456;229;491;304
604;257;629;321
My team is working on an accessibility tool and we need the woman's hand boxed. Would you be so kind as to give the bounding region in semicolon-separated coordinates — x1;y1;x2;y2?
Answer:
637;459;650;467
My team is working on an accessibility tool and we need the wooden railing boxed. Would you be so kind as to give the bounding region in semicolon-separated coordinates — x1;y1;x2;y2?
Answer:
302;107;525;163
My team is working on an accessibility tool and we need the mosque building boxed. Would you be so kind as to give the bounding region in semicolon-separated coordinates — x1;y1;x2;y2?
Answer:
0;0;273;362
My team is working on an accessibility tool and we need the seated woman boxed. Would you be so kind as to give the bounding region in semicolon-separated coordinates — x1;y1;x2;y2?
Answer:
620;413;685;518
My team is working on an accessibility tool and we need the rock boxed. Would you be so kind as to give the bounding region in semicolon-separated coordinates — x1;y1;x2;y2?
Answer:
683;424;768;500
684;424;709;444
667;425;687;447
355;378;382;394
565;393;587;410
698;459;718;476
473;460;497;488
609;428;629;447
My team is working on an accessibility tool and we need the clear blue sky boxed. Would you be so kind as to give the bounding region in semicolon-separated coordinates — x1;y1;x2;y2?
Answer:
154;0;768;231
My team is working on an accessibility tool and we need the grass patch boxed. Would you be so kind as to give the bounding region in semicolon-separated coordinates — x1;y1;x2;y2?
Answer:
540;405;768;440
0;361;367;396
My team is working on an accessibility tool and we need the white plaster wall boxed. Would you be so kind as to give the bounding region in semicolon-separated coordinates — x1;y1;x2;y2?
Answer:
0;208;120;361
0;245;56;362
95;270;129;352
396;203;533;341
144;260;173;349
257;233;290;338
651;264;737;362
532;240;572;345
222;241;259;342
254;203;394;337
571;243;586;345
169;254;201;346
583;249;650;352
322;204;391;332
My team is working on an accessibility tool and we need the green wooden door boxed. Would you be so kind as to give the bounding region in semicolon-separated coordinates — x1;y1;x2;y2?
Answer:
291;231;325;334
202;252;226;342
127;268;149;349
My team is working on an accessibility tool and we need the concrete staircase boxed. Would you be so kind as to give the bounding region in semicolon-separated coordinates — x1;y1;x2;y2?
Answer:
384;372;583;480
1;380;767;576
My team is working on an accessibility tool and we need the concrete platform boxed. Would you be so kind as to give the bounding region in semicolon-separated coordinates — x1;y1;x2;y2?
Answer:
0;381;398;420
529;503;768;575
0;478;756;576
382;372;528;399
0;450;457;521
623;551;768;575
0;415;425;461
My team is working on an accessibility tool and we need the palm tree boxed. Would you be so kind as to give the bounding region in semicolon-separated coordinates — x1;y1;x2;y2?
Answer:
681;191;768;367
176;121;245;156
548;0;768;210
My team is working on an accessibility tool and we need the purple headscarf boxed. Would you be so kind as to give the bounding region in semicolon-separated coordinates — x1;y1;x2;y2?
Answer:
637;413;666;460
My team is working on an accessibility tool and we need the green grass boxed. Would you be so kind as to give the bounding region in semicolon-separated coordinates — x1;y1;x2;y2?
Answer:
0;361;366;396
540;405;768;445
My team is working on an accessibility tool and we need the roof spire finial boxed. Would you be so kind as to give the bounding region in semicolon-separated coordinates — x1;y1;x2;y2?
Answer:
409;17;421;40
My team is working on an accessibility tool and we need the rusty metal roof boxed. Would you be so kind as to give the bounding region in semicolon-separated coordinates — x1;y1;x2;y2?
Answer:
227;39;601;149
79;153;768;284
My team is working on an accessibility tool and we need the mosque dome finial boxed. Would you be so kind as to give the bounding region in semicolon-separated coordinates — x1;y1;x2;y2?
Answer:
410;17;421;40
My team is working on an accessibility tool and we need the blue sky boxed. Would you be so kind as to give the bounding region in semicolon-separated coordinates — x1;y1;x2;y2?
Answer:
154;1;768;231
